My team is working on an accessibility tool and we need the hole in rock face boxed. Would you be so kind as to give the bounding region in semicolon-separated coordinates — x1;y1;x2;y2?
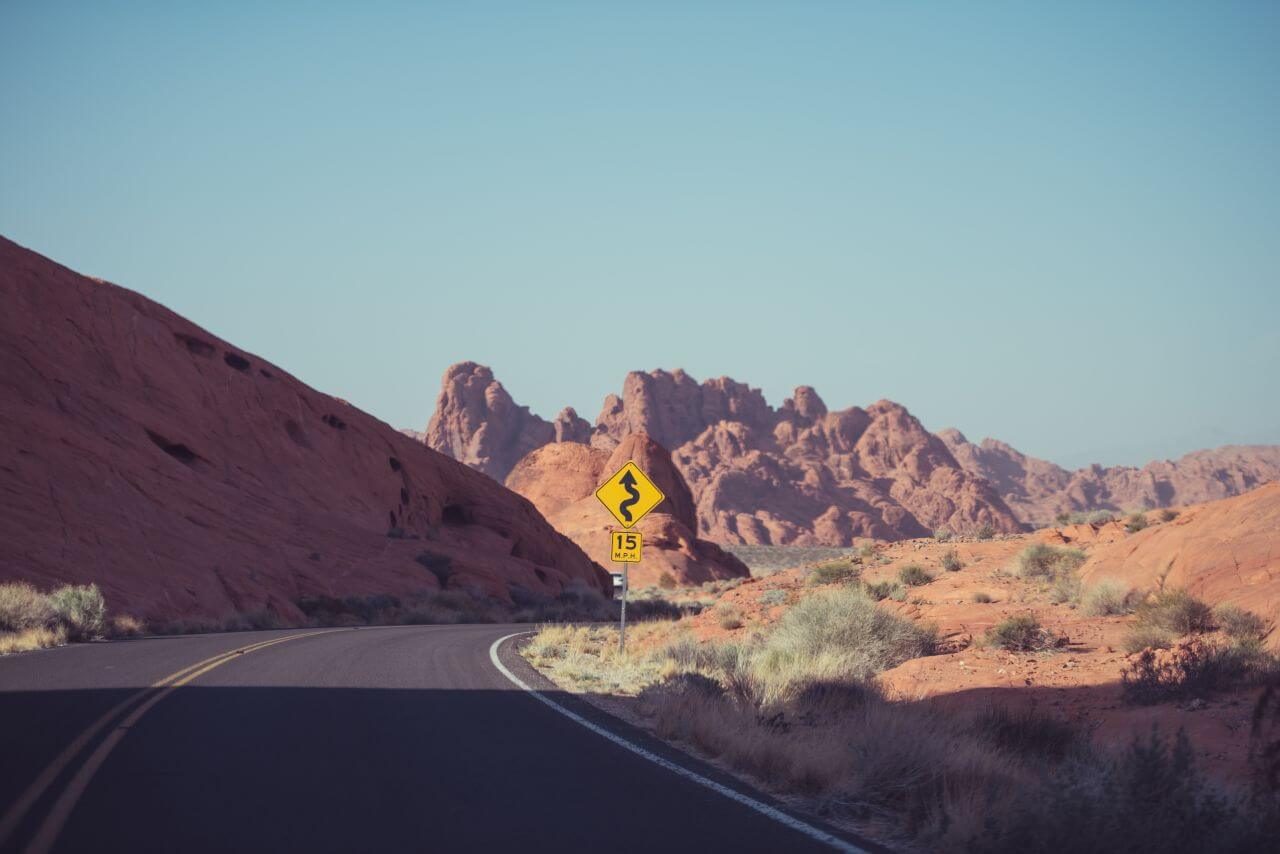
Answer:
534;568;548;583
389;510;398;529
223;352;251;372
441;504;469;527
284;420;310;448
145;430;201;465
388;457;402;472
173;333;215;358
322;414;347;430
400;488;409;505
259;368;274;379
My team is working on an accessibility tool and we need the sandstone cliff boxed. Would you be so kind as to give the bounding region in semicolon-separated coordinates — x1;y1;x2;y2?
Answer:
0;238;609;623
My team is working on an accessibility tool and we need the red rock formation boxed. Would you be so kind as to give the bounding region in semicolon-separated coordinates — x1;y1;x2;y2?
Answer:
424;362;556;479
0;237;608;623
1081;482;1280;628
505;435;750;587
432;364;1023;544
939;429;1280;526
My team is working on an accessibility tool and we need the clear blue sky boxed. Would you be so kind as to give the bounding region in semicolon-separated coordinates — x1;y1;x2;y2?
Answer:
3;2;1277;469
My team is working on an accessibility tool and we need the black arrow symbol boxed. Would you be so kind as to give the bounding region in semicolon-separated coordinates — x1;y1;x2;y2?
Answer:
618;470;641;523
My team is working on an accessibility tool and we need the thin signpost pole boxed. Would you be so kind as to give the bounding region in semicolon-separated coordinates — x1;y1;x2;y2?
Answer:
619;561;629;656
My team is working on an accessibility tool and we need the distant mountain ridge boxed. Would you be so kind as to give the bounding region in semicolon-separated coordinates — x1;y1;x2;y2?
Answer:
419;362;1280;546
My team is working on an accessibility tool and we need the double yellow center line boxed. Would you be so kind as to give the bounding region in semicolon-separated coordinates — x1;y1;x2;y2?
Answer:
0;630;334;854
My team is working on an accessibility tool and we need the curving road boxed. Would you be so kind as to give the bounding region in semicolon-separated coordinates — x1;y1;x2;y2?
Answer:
0;624;878;854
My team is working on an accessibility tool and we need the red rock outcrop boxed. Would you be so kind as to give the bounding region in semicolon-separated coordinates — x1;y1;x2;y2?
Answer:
424;362;557;480
430;364;1023;545
505;434;750;587
1081;481;1280;627
0;237;609;623
939;429;1280;527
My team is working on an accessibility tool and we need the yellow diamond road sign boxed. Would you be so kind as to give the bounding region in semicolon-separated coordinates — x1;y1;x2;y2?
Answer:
595;460;665;528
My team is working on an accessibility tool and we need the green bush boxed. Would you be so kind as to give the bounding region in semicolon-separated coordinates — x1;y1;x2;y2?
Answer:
760;589;788;607
1215;604;1268;643
1134;589;1213;635
48;584;107;641
1159;508;1179;523
1082;581;1136;616
976;524;996;540
808;560;860;586
0;582;56;632
1055;509;1117;526
933;528;952;542
1123;624;1176;655
1125;512;1149;534
1123;638;1279;704
898;564;934;586
940;549;963;572
658;571;678;590
985;614;1056;651
716;605;745;630
1016;544;1087;582
754;587;936;689
863;580;902;601
971;591;995;604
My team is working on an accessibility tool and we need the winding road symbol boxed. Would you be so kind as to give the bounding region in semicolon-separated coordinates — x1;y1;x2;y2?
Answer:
594;461;665;529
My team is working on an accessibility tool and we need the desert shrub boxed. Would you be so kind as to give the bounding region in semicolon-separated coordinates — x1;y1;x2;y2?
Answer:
1049;572;1083;606
752;587;935;697
968;706;1082;761
1125;512;1149;533
933;528;953;542
941;549;963;572
760;589;788;607
985;614;1057;652
658;571;677;590
1055;509;1117;526
1134;588;1213;635
976;524;996;540
1016;544;1086;583
109;614;146;637
972;591;995;604
1124;624;1177;654
808;560;860;586
984;729;1279;853
1083;581;1136;616
858;543;878;560
898;564;934;586
48;584;107;641
717;605;745;630
863;580;902;601
1159;508;1179;523
1216;604;1269;643
0;582;56;632
1122;638;1278;704
0;625;68;655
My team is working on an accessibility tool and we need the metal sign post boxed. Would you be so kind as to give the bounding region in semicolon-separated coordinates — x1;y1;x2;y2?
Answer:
597;461;661;658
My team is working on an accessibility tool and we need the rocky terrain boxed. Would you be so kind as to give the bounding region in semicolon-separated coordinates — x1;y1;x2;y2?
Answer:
421;363;1280;546
940;429;1280;527
426;365;1024;544
0;238;609;624
505;433;749;587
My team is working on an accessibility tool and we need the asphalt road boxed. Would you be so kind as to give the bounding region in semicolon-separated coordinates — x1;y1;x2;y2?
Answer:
0;624;877;854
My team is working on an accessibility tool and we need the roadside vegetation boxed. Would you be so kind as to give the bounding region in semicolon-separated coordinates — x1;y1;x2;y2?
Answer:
522;580;1280;850
0;581;120;654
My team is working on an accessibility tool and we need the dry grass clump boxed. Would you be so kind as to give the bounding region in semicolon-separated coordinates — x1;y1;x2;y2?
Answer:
1082;580;1138;616
0;582;108;652
716;604;745;630
976;524;996;540
898;564;934;586
971;591;995;604
807;559;861;586
1134;588;1213;635
1216;604;1270;643
523;622;684;695
1159;508;1180;522
1122;638;1279;705
983;614;1061;652
941;549;964;572
864;579;906;602
1015;544;1086;606
1124;511;1149;533
1055;509;1117;526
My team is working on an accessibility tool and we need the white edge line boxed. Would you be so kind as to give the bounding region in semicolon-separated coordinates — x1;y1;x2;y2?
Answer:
489;633;869;854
